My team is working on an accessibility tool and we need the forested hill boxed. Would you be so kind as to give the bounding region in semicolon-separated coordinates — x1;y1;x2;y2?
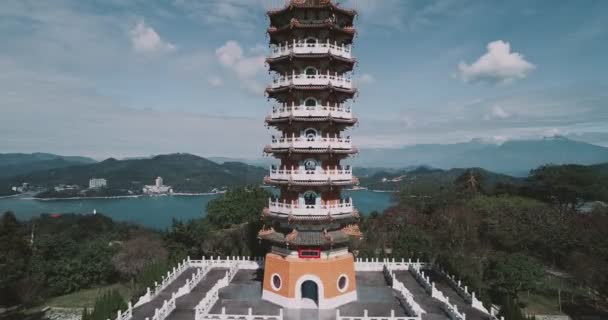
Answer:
0;153;266;193
357;166;525;192
0;152;97;179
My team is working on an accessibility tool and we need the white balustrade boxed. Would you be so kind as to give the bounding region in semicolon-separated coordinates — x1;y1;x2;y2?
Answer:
384;265;426;317
336;309;420;320
151;293;177;320
270;135;352;149
113;302;133;320
195;265;240;320
270;40;353;59
270;72;353;90
270;104;353;120
437;268;490;315
203;307;283;320
268;166;353;183
410;266;466;320
134;258;190;308
268;198;355;216
354;258;426;272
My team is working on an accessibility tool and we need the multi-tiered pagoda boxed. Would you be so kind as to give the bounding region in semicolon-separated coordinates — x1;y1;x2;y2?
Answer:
258;0;362;310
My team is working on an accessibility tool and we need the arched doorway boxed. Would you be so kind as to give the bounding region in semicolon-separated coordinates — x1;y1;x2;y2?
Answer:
300;280;319;307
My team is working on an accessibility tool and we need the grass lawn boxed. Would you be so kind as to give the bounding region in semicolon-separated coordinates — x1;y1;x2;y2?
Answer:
519;291;565;316
44;283;132;308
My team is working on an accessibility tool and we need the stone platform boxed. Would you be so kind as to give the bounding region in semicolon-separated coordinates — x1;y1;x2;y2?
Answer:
210;269;441;320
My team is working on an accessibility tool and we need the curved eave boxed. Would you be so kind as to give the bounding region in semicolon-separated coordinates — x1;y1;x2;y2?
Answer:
264;146;358;155
266;53;356;66
266;116;358;125
268;24;356;44
266;84;357;95
264;178;356;187
258;229;352;247
262;211;360;224
267;4;357;19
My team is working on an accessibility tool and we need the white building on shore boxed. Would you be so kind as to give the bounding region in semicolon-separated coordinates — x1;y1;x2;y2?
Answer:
89;178;107;189
143;176;173;195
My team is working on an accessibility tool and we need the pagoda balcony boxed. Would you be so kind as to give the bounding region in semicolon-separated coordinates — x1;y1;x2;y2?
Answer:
266;166;355;186
270;72;353;90
270;40;353;60
266;198;356;218
269;135;352;150
269;103;354;120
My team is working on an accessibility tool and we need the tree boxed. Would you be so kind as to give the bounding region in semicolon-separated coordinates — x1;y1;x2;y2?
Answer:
112;234;167;288
487;253;543;298
0;211;31;306
529;164;605;212
206;187;270;228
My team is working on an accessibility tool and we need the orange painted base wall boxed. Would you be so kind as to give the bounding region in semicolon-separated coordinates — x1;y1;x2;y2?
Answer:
262;252;357;308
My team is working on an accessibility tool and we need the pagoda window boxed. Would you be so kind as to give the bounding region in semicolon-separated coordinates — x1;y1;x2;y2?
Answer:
304;66;318;76
304;98;317;108
305;128;318;140
303;159;317;171
305;38;317;47
303;191;318;206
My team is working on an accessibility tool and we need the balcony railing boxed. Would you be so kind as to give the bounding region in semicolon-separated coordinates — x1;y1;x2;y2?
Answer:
270;72;353;90
268;198;355;216
270;104;353;120
270;40;353;60
270;135;352;149
268;166;353;183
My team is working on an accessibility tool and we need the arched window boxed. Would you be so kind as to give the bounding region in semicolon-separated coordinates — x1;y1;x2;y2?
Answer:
304;67;317;76
305;128;317;140
303;159;317;171
304;98;317;108
305;38;317;47
303;191;317;206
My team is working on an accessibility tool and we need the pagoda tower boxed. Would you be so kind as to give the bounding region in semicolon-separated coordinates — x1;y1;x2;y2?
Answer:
259;0;362;309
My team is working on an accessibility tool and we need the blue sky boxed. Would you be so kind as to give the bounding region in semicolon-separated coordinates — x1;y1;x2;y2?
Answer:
1;0;607;159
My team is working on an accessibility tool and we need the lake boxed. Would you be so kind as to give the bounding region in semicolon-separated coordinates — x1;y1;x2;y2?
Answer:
0;190;394;229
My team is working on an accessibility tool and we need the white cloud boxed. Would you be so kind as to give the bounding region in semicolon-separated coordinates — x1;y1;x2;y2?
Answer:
358;73;376;85
215;40;266;95
129;20;176;54
457;40;535;84
208;76;223;87
484;105;511;120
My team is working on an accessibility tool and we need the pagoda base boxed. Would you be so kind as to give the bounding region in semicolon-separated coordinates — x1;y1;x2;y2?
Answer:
261;252;357;309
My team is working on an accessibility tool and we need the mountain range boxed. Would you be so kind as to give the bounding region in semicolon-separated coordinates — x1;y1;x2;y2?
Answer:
208;137;608;176
0;153;97;179
353;136;608;176
0;153;266;193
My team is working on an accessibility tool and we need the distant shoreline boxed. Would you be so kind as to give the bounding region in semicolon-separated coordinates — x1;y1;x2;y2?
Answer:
23;192;224;201
0;193;22;199
369;189;398;193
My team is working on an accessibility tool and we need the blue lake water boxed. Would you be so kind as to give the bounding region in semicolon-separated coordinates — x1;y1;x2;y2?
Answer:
0;190;394;230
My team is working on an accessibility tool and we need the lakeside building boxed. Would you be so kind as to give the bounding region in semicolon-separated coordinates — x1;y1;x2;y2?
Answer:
258;0;361;309
143;176;173;195
89;178;108;189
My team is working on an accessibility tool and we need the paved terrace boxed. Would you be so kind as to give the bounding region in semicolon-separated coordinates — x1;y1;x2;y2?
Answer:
393;270;449;320
210;270;435;320
425;270;490;320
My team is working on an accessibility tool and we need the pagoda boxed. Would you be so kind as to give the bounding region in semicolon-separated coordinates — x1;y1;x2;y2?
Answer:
259;0;362;309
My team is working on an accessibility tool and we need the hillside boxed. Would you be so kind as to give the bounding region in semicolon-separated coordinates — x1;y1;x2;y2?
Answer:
358;166;525;191
0;153;97;179
355;137;608;176
0;153;266;194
